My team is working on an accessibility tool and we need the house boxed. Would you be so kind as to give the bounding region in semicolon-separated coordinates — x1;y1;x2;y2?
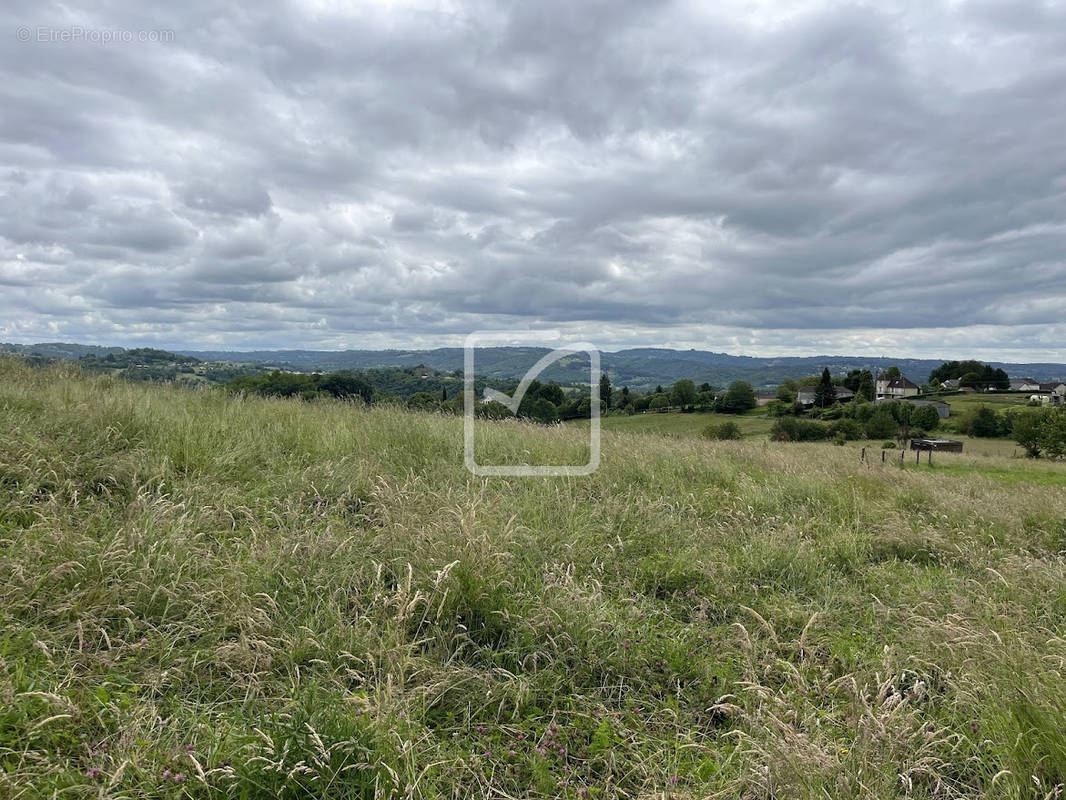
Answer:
940;378;961;390
876;376;920;400
905;398;950;419
1010;377;1042;391
796;385;855;407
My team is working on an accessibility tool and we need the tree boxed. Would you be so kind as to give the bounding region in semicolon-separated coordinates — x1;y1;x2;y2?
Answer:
864;407;898;439
1043;412;1066;458
698;382;713;393
857;370;875;401
884;366;901;378
649;395;670;411
929;360;1010;390
912;405;941;431
478;400;513;419
537;382;566;407
672;379;697;409
719;381;757;414
316;372;374;403
814;368;836;408
526;398;560;425
407;391;440;410
776;384;795;404
967;406;1001;437
599;374;612;410
1012;410;1045;457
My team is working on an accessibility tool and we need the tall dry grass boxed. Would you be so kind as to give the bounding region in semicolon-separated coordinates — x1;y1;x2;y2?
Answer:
2;356;1066;798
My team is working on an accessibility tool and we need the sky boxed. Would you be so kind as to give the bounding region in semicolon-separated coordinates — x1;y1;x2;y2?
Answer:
2;0;1065;359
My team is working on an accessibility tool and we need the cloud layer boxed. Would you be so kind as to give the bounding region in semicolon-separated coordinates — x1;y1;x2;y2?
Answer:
2;0;1065;357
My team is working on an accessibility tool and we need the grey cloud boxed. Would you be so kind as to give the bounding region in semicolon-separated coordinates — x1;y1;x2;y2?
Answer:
0;0;1064;357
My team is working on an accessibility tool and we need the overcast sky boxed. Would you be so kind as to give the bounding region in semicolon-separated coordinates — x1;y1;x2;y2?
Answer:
2;0;1065;359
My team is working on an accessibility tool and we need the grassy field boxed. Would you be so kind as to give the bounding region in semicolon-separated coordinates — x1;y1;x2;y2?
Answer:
940;392;1038;415
4;358;1066;798
585;410;773;439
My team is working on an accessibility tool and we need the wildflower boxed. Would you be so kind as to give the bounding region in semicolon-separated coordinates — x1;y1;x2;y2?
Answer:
476;725;485;734
669;775;679;785
173;773;186;783
482;750;492;758
86;767;102;779
508;749;516;757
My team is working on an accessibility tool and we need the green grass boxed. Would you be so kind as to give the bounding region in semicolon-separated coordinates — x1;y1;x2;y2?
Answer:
584;410;774;439
940;392;1037;414
4;357;1066;798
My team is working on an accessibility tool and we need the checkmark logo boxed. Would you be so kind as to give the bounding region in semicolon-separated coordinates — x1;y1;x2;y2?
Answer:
464;331;601;477
482;348;584;415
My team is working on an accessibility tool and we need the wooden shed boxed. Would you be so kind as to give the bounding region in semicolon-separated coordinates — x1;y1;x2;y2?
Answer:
910;438;963;453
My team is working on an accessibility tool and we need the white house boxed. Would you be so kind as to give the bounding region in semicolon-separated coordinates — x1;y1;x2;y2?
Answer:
876;376;920;400
1011;377;1042;391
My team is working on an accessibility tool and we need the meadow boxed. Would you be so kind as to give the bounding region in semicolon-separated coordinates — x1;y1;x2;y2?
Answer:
589;409;773;439
3;357;1066;798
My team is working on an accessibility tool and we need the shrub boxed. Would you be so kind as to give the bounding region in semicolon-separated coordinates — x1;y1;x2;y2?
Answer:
833;433;847;446
911;404;941;431
864;408;898;439
764;400;792;417
966;406;1004;437
1013;408;1066;458
882;441;897;449
718;381;757;414
771;417;829;442
827;418;864;441
715;421;742;440
701;421;743;440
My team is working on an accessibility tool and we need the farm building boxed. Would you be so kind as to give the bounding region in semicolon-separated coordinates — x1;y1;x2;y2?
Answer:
797;385;855;407
905;398;950;419
910;438;964;453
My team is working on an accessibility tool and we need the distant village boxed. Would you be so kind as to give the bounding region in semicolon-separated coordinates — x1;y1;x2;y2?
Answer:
793;373;1065;411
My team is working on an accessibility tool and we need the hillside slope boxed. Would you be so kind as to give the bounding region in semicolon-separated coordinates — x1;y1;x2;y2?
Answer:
2;357;1066;798
8;341;1066;389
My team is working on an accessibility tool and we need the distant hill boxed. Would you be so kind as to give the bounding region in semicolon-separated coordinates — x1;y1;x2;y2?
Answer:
0;342;124;360
180;346;1066;389
5;341;1065;390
